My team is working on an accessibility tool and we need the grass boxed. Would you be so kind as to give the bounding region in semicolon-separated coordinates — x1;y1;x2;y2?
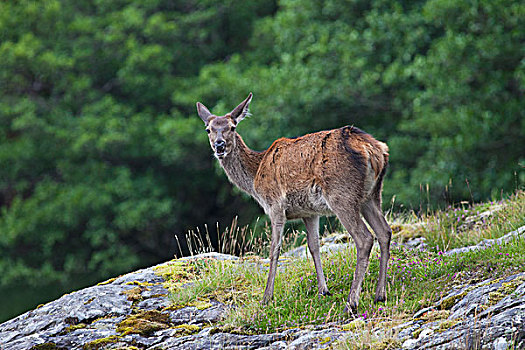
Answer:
179;216;309;259
400;190;525;252
164;191;525;334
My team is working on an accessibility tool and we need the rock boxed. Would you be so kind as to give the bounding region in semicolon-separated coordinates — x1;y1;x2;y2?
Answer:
283;245;308;258
1;226;524;350
167;301;228;325
320;243;351;255
493;337;509;350
403;237;428;250
402;338;419;348
283;328;345;350
179;252;239;262
445;225;524;256
0;254;345;350
418;328;434;339
400;273;525;350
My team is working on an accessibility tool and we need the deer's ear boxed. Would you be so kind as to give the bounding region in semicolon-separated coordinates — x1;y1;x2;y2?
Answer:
196;102;212;125
230;93;252;124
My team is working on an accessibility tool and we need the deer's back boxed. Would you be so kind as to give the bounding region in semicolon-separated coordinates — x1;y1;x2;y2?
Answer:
253;126;388;217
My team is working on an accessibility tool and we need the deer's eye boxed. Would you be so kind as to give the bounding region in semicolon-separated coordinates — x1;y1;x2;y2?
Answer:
206;129;210;134
230;126;236;132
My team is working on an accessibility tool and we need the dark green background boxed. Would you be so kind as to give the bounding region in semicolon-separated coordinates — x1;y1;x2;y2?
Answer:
0;0;523;322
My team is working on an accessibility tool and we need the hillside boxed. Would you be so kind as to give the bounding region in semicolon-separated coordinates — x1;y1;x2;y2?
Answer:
0;192;524;349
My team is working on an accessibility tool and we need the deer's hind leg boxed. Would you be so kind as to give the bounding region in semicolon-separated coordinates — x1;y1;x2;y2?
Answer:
328;198;374;313
361;199;392;303
303;216;330;296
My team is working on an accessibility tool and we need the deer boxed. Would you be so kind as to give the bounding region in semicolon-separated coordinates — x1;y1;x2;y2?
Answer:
196;93;392;313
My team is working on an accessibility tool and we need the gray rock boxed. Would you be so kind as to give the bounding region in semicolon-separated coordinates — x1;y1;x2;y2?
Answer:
148;331;288;350
283;245;308;258
0;282;134;349
493;337;509;350
179;252;239;261
402;338;419;348
445;225;525;256
401;273;525;350
1;230;524;350
320;242;351;255
168;301;228;325
286;328;346;349
137;296;171;311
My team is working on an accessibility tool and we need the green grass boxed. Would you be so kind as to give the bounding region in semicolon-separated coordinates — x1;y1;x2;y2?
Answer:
165;191;525;333
412;190;525;251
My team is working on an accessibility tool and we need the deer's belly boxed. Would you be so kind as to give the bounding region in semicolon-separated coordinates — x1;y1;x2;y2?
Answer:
284;186;333;219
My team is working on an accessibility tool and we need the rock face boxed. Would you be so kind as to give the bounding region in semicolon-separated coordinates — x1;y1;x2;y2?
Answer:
1;228;524;350
0;253;345;350
399;272;525;350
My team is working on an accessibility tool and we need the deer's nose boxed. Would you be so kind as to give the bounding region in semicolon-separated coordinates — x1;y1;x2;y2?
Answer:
215;140;226;151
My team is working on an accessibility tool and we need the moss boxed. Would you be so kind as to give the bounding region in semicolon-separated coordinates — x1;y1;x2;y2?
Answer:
84;297;95;305
439;275;525;310
116;310;169;336
172;324;201;336
411;328;423;339
121;286;147;302
318;336;332;344
418;309;450;322
125;281;155;287
97;278;117;286
60;323;87;335
439;286;475;309
154;260;199;294
482;276;505;286
163;298;213;311
341;318;365;331
188;299;213;310
81;335;119;350
488;275;525;306
154;261;192;281
437;319;460;332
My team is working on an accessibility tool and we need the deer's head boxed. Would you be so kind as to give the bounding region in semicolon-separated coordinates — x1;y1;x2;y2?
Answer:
196;93;252;160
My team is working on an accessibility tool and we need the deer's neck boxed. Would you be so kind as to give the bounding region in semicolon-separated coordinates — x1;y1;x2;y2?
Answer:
219;133;263;197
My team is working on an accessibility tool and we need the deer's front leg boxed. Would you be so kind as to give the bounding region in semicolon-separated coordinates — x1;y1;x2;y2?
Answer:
262;209;286;304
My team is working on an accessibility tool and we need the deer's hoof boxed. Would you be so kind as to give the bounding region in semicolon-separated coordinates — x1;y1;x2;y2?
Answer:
344;301;358;315
374;295;386;303
261;294;272;305
374;290;386;303
320;289;332;297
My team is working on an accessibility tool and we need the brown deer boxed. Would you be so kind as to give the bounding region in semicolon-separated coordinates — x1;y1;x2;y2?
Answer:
196;93;391;313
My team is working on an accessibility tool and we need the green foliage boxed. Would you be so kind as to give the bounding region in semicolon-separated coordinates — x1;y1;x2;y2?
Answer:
0;0;522;322
390;0;525;204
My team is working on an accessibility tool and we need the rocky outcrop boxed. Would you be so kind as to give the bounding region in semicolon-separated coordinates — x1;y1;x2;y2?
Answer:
398;272;525;349
1;227;524;350
0;253;345;350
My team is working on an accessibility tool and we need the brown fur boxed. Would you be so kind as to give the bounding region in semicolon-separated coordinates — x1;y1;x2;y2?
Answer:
196;93;392;312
